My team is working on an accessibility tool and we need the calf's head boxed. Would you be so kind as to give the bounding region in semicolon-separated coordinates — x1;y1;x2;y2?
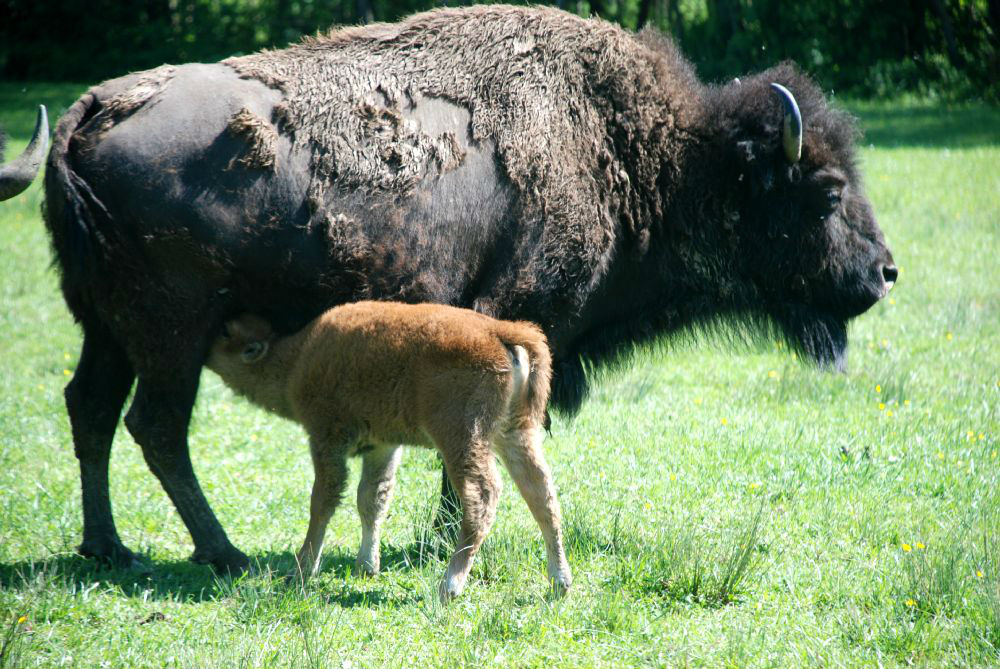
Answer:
714;65;895;369
208;314;274;372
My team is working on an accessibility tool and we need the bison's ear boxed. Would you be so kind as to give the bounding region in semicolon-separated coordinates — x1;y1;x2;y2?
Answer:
241;340;269;363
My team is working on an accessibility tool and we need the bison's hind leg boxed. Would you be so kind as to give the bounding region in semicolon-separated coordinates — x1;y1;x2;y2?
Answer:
66;320;138;568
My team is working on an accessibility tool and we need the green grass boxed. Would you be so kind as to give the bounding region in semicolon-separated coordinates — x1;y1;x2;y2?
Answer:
1;82;998;667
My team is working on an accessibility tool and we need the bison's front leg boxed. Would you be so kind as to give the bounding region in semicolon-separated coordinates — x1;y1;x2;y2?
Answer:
65;322;138;568
125;373;249;574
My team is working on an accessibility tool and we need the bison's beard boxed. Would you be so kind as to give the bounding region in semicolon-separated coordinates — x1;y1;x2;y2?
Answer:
772;305;848;372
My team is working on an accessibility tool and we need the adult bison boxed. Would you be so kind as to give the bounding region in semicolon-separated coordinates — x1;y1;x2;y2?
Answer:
5;5;895;573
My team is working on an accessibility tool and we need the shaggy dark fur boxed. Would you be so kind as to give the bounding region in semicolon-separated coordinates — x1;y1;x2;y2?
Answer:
37;5;894;573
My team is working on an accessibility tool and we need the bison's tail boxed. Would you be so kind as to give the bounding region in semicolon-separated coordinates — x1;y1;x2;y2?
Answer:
496;321;553;430
44;92;110;311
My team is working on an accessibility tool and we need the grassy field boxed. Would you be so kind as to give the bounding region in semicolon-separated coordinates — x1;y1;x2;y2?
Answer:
0;82;997;668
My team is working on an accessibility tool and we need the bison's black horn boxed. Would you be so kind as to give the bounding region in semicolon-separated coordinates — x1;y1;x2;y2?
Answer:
769;83;802;163
0;105;49;201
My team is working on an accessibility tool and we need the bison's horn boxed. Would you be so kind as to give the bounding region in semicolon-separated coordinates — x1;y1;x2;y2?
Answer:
0;105;49;201
769;83;802;163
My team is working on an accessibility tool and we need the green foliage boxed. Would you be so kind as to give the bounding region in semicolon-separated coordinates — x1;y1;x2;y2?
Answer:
1;0;997;101
1;83;999;666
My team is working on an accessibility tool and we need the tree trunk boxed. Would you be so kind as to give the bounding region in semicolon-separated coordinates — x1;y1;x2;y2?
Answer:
928;0;963;67
637;0;656;29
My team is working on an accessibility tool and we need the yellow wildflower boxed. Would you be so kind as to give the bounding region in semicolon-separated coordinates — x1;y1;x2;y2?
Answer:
720;417;728;426
886;410;894;417
17;615;26;624
694;397;703;405
768;370;778;379
879;402;886;411
905;598;916;607
967;430;974;440
946;332;953;340
63;369;71;376
937;452;945;460
669;473;677;482
915;542;925;550
888;298;896;305
63;352;71;360
903;399;910;407
977;570;985;579
902;543;912;552
876;384;882;393
881;339;888;347
978;433;984;440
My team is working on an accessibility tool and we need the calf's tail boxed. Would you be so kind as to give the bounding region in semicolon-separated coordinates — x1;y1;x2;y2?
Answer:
496;322;552;429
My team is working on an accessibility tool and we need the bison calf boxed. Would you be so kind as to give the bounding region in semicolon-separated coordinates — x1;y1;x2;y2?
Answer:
207;301;571;601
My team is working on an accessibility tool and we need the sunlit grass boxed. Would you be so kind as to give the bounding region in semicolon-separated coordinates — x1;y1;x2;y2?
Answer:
0;83;998;667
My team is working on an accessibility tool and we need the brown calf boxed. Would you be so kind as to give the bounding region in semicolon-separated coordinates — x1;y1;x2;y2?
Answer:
206;301;571;601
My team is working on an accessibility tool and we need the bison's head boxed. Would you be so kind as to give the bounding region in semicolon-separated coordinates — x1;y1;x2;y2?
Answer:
713;65;895;370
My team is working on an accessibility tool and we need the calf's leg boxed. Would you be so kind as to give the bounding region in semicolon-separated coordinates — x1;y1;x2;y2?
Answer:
295;436;349;579
494;427;571;595
125;373;249;573
355;445;402;576
65;322;137;568
438;440;502;602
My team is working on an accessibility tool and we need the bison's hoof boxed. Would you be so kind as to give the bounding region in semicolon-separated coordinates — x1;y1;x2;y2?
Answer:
78;536;148;572
189;545;251;576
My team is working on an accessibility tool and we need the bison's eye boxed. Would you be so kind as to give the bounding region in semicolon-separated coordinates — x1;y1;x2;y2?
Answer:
826;189;842;209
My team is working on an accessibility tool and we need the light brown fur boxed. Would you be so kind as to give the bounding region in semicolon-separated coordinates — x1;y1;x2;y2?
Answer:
207;301;570;600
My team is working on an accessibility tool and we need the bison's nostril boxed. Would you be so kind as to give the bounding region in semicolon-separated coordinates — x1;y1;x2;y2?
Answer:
882;264;898;287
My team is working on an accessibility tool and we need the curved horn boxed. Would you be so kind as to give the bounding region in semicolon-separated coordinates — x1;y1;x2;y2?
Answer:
0;105;49;201
769;83;802;163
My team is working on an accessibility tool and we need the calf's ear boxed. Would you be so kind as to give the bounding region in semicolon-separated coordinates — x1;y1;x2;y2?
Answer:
241;341;269;363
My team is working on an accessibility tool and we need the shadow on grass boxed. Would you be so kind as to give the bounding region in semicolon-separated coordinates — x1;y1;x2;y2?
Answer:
849;103;1000;149
0;541;442;606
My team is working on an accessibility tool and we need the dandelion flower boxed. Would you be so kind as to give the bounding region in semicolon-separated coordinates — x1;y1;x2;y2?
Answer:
967;430;974;440
978;433;984;440
888;298;896;305
669;473;677;481
720;417;728;426
63;352;71;360
643;502;652;511
694;397;703;405
876;384;882;393
17;615;26;624
886;410;894;417
902;543;912;552
977;570;985;579
63;369;71;376
881;339;888;347
879;402;886;411
915;542;925;550
904;399;911;407
946;332;953;341
937;452;945;460
768;370;778;379
905;598;916;607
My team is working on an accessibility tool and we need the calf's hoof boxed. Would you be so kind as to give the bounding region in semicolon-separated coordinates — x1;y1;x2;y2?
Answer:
549;571;572;598
78;536;148;572
438;573;467;603
189;545;251;576
355;559;379;579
